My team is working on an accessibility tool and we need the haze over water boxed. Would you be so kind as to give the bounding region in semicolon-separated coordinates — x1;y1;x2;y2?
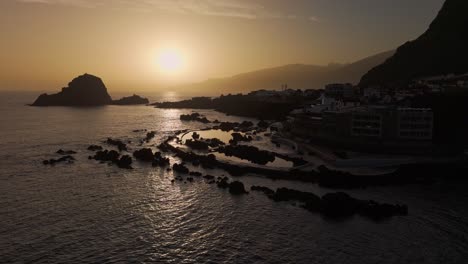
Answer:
1;92;468;263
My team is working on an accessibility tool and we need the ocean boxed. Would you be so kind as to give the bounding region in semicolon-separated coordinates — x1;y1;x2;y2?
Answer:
1;91;468;264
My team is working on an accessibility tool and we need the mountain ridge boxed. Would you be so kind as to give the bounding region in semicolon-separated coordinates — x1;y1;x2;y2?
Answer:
172;50;394;94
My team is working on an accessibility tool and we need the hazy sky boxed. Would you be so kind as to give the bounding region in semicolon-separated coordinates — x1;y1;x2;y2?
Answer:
0;0;444;92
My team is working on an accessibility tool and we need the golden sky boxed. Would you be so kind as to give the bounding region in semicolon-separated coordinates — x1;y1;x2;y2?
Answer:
0;0;444;92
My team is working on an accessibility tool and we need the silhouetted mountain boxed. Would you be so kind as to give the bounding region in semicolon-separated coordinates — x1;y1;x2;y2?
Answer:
172;50;394;94
112;94;149;105
360;0;468;87
32;73;112;106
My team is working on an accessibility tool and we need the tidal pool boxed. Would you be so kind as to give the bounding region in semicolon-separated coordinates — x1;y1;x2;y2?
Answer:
180;129;238;144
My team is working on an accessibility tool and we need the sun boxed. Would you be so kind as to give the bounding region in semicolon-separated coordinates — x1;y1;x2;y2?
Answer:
157;49;184;74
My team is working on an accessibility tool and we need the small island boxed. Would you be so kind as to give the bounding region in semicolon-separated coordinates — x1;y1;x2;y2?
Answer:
111;94;149;105
31;73;149;106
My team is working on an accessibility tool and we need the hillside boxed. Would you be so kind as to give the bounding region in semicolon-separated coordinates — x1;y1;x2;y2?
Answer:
360;0;468;87
173;50;394;94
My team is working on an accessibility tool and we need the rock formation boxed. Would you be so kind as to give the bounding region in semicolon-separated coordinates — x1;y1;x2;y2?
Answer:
31;73;149;106
111;94;149;105
32;73;112;106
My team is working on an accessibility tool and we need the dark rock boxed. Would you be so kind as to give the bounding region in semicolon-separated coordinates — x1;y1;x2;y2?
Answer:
206;138;225;148
272;188;321;205
172;163;189;174
185;139;209;150
111;94;149;105
217;145;275;165
189;171;203;177
229;181;248;194
250;186;408;220
180;113;210;123
88;145;103;151
192;132;200;140
250;186;275;196
230;133;252;144
216;177;230;189
203;175;215;180
358;201;408;220
240;121;254;128
31;73;112;106
320;192;359;217
257;120;269;128
92;150;120;162
133;148;155;162
117;155;133;169
145;131;156;142
275;153;308;167
333;151;348;159
106;138;127;152
56;149;77;155
152;153;170;167
43;155;75;165
219;122;238;132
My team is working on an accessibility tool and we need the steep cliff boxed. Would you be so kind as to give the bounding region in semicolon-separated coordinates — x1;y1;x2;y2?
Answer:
360;0;468;87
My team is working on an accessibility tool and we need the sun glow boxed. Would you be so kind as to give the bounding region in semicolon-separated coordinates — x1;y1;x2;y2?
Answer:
157;49;185;75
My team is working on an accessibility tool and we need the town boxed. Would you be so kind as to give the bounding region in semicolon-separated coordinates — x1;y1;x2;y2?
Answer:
156;72;468;155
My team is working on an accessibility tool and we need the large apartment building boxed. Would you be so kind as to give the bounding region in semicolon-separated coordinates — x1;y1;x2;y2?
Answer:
288;105;434;152
397;108;433;140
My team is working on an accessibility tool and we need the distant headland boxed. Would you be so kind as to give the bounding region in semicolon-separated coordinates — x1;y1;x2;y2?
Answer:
31;73;148;106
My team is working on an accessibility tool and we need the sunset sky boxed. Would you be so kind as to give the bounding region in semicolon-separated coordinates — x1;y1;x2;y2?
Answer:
0;0;444;92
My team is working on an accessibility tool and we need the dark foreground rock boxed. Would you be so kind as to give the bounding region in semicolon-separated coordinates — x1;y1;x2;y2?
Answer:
31;73;113;106
257;120;270;128
173;163;189;174
89;149;132;169
87;145;103;151
251;186;408;221
229;181;248;194
180;113;210;123
162;134;468;187
153;93;312;120
91;150;120;162
43;155;75;165
185;139;210;150
250;186;275;196
203;175;215;180
216;176;230;189
116;155;133;169
133;148;155;162
133;148;169;166
230;133;252;144
106;138;128;152
217;145;275;165
152;152;170;167
145;131;156;142
189;171;203;177
56;149;77;155
111;94;149;105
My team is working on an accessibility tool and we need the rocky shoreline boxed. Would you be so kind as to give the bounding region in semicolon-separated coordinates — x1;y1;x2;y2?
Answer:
37;112;468;224
153;94;314;120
